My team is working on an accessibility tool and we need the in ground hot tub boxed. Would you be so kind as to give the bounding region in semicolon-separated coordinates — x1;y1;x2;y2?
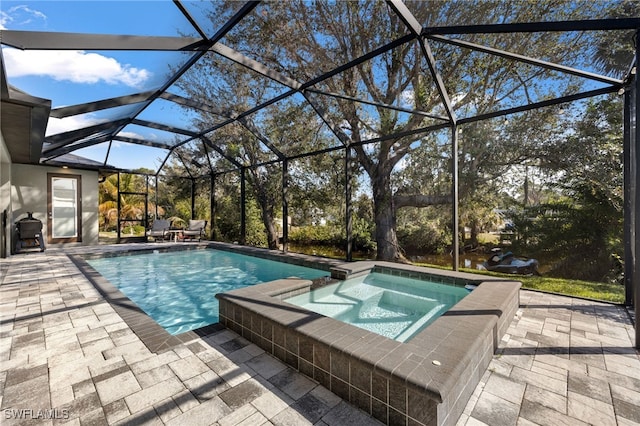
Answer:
285;272;469;342
216;260;521;426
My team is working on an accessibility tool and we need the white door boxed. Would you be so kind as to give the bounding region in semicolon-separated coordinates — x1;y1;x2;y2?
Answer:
48;173;82;243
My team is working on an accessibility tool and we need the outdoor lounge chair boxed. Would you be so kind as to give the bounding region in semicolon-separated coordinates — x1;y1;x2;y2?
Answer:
148;219;170;241
182;220;207;242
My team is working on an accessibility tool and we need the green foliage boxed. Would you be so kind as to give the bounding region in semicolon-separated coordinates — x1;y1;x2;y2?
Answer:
395;204;452;255
510;197;622;283
351;216;376;252
212;190;242;243
121;225;145;236
593;1;639;77
164;0;631;262
396;222;450;255
170;200;191;224
167;216;186;229
288;225;338;246
210;187;266;246
98;173;165;232
288;217;375;253
244;201;269;248
504;95;625;283
288;152;347;227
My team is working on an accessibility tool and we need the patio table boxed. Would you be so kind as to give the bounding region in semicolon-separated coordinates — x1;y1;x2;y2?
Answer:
167;229;183;242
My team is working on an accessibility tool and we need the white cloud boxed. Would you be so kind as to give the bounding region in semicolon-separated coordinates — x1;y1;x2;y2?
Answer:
3;48;151;88
45;114;107;137
46;117;148;142
117;131;145;140
1;5;47;30
0;11;10;29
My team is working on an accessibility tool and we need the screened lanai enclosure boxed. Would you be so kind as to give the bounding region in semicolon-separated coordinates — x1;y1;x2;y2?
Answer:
1;1;639;343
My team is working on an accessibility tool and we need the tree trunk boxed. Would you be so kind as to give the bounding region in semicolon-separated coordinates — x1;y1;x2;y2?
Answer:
250;171;279;250
262;212;279;250
371;167;407;263
369;166;452;262
256;194;278;250
469;220;479;249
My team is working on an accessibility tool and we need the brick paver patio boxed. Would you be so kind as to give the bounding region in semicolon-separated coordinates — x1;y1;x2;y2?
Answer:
1;246;638;425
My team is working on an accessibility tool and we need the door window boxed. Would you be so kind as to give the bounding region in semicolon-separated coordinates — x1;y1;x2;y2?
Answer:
48;174;82;243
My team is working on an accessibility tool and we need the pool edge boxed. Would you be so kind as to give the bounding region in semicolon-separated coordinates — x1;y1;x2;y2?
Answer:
216;261;521;426
68;251;225;353
68;242;346;353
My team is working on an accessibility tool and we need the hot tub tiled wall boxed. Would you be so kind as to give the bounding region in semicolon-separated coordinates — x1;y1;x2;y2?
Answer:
216;262;520;426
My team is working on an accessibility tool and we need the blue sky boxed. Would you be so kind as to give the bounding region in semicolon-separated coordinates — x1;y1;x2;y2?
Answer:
1;1;624;172
1;1;202;170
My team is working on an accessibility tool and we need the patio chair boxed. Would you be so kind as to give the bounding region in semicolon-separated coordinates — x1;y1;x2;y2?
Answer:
148;219;170;242
182;220;207;242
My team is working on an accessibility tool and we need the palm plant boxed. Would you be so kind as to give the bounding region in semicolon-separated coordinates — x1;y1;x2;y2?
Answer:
98;173;165;233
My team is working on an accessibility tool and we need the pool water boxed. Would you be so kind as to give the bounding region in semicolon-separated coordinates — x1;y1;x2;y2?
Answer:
285;272;469;342
87;249;326;334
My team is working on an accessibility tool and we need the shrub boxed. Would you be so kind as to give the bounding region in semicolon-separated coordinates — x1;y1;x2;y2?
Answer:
289;225;338;245
121;225;145;235
397;223;450;255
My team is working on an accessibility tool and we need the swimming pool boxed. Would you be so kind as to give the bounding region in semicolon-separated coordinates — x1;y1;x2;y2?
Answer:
87;249;326;334
285;272;469;342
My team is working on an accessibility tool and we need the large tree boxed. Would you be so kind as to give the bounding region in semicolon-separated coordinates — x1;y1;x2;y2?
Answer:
183;0;629;260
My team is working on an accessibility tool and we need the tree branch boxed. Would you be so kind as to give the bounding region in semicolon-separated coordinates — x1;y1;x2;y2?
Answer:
393;194;451;208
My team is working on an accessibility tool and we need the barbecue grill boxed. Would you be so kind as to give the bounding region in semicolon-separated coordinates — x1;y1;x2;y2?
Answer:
15;212;45;253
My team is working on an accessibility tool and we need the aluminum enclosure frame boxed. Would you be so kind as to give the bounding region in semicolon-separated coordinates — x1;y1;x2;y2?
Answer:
1;1;638;346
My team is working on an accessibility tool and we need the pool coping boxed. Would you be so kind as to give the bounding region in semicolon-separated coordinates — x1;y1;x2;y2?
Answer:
216;261;521;426
68;242;344;353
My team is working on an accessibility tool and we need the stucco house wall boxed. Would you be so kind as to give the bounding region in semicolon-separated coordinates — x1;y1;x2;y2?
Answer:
11;163;99;251
1;132;12;258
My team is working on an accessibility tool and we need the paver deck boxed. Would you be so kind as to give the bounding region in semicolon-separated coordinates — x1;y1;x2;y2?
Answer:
1;245;638;426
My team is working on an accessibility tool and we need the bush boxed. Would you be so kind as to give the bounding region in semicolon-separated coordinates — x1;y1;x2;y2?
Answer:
287;220;376;254
121;225;145;235
508;201;622;282
289;225;339;245
351;216;376;252
397;223;450;255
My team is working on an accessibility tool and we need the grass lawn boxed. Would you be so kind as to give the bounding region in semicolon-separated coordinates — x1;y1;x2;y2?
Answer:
415;263;626;304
